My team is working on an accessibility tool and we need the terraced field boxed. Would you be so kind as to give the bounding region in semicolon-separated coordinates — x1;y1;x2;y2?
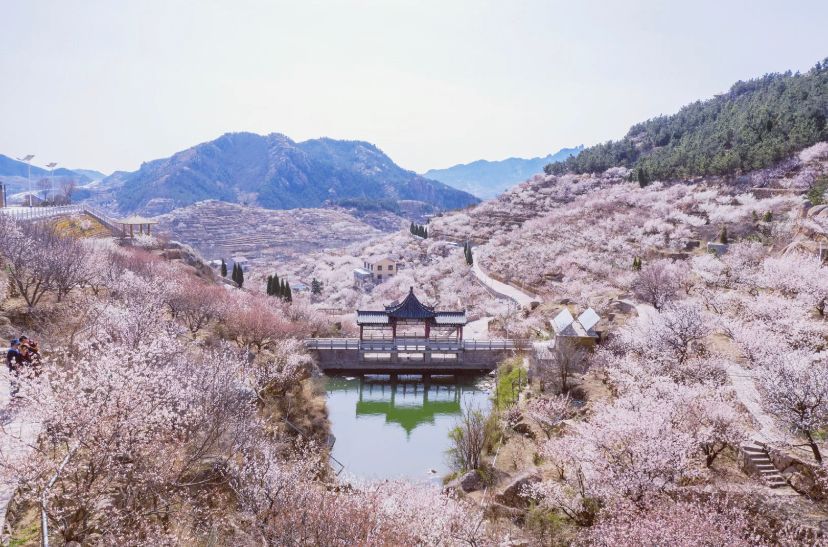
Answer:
155;200;385;263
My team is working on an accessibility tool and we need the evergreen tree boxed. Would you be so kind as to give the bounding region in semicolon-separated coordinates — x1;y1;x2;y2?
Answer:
231;263;238;285
285;283;293;303
632;256;642;271
807;175;828;206
280;279;287;299
424;227;428;239
637;168;649;188
266;275;273;295
311;278;322;295
751;210;759;222
762;211;773;222
463;241;474;266
719;226;729;245
410;222;415;236
237;265;244;288
220;259;227;278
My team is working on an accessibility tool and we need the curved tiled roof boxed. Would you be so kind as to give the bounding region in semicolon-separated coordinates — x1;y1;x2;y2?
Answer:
385;287;436;319
356;288;466;325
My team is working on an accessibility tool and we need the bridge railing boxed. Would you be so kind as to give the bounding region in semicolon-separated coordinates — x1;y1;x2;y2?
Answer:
304;337;531;351
305;338;362;350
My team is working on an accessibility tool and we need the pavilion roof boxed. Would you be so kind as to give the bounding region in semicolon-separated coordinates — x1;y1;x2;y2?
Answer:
117;215;158;225
385;287;436;319
356;287;466;325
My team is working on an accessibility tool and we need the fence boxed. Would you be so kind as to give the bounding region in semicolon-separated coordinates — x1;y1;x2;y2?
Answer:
0;204;83;221
0;204;126;235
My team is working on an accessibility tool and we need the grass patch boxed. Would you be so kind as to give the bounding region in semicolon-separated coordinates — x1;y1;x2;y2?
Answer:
493;357;526;410
50;214;111;238
483;411;502;454
8;511;40;547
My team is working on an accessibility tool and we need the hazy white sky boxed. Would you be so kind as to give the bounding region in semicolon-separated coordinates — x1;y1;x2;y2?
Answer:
1;0;826;175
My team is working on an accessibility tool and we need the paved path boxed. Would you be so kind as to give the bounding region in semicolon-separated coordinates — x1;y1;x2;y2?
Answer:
0;371;39;535
463;317;492;340
723;358;791;446
619;299;657;323
471;260;539;309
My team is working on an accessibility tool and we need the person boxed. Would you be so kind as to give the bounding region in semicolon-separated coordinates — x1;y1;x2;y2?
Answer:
19;335;39;364
6;339;24;397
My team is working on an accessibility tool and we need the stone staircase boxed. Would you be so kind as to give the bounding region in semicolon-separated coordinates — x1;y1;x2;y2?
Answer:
742;441;787;488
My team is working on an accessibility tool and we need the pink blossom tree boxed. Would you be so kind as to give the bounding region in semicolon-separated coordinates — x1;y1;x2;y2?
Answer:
759;353;828;463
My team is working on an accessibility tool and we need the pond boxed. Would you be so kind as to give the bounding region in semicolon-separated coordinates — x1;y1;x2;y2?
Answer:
323;374;493;483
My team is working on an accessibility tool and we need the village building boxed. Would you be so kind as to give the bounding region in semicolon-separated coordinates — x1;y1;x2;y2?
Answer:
290;281;310;293
230;255;250;271
353;256;399;288
550;307;601;346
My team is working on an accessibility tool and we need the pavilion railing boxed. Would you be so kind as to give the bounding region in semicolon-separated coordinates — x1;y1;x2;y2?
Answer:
304;338;531;351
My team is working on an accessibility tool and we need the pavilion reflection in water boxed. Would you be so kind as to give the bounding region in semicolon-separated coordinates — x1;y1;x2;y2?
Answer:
328;375;482;436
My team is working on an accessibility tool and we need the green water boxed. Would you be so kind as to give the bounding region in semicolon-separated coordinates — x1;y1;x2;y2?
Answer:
323;374;492;482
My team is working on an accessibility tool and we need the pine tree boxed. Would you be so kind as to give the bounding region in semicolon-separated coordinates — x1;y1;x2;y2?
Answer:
463;241;473;266
410;222;415;236
220;259;227;278
237;265;244;288
285;283;293;303
637;168;649;188
279;279;287;299
266;275;273;295
632;256;642;271
231;263;238;285
311;278;322;295
424;227;428;239
762;211;773;222
719;226;729;245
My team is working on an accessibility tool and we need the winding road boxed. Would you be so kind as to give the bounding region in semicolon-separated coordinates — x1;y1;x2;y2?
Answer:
471;260;540;309
0;373;39;536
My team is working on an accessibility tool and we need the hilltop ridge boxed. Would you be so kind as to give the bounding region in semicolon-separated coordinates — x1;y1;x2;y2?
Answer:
107;132;480;215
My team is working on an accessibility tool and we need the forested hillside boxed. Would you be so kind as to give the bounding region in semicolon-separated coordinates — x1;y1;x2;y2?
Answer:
547;59;828;181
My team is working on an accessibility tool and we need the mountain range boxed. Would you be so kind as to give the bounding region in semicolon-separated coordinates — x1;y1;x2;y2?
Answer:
424;146;583;199
105;132;480;215
0;154;103;183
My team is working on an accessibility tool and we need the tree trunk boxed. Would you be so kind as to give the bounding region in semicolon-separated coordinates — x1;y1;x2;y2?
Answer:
805;430;823;463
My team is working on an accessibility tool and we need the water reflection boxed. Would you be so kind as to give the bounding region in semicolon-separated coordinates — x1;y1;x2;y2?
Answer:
324;374;491;480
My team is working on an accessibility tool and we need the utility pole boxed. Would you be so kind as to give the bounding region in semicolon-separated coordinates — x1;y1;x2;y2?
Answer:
17;154;35;207
46;162;57;202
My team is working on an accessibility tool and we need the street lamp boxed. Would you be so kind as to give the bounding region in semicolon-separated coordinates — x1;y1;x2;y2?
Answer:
46;162;57;201
17;154;35;207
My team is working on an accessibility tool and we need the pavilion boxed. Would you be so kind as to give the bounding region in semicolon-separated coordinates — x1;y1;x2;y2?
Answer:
356;287;467;343
116;215;158;238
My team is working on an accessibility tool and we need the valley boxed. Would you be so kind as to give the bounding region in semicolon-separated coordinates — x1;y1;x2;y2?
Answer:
0;8;827;542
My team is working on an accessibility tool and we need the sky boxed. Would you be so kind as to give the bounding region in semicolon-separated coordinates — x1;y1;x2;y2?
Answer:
1;0;826;175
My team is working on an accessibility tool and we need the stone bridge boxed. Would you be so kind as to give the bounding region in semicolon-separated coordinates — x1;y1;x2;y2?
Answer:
305;337;528;374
